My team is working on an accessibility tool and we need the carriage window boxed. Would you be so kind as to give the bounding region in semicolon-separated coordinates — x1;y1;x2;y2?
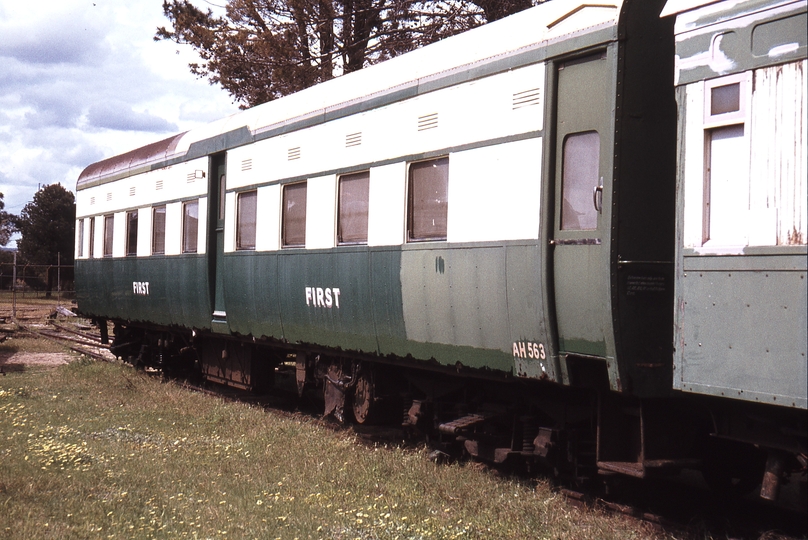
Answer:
77;219;84;258
282;182;307;248
236;190;257;250
89;217;95;258
711;83;740;116
704;73;747;127
182;200;199;253
560;131;600;231
702;73;749;245
338;171;369;245
152;205;166;255
126;210;138;256
704;124;746;245
103;214;114;257
408;157;449;242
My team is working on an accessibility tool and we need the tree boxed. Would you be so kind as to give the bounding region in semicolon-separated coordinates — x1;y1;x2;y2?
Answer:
0;192;15;247
156;0;537;108
15;184;76;296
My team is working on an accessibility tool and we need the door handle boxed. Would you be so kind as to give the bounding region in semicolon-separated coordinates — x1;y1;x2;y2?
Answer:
592;177;603;213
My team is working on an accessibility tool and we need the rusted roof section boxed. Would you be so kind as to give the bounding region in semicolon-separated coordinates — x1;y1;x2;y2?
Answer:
77;132;187;190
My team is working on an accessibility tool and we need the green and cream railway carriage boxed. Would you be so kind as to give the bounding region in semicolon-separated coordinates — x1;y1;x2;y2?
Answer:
75;0;807;497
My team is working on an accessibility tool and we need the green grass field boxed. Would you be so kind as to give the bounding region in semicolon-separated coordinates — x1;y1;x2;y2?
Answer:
0;357;675;540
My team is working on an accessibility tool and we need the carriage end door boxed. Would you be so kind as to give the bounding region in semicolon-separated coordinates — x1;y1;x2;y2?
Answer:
552;52;614;359
209;153;228;333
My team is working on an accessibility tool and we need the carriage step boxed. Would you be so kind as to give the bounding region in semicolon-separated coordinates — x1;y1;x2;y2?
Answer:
597;459;701;478
438;414;492;434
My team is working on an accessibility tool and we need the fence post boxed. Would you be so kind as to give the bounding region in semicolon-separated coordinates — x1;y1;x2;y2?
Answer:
11;251;16;322
58;252;61;306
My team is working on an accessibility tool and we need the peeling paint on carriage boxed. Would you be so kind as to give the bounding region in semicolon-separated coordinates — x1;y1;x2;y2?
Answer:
670;0;807;85
671;0;808;410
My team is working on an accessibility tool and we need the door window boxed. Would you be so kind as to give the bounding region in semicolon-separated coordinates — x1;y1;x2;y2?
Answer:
560;131;600;231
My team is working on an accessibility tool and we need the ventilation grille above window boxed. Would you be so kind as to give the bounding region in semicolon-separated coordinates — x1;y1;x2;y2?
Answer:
90;196;95;205
288;147;301;161
345;132;362;147
241;158;253;171
106;193;112;201
129;187;136;197
418;113;438;131
186;173;197;183
513;88;541;109
155;180;163;190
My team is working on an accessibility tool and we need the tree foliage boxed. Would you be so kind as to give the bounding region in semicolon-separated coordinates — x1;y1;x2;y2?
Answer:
15;184;76;267
0;192;15;247
156;0;536;108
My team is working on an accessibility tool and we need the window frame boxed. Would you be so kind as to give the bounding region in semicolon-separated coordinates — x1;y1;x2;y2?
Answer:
88;217;95;258
236;190;257;251
703;72;749;129
126;210;138;257
77;219;84;258
701;72;752;246
182;199;199;254
281;182;307;248
337;171;370;245
103;214;114;258
406;157;449;243
152;205;166;255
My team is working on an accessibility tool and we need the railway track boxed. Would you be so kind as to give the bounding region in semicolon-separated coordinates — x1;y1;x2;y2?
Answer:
17;321;116;363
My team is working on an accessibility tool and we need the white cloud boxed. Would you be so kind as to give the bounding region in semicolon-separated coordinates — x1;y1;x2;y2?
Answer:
0;0;238;218
87;101;179;132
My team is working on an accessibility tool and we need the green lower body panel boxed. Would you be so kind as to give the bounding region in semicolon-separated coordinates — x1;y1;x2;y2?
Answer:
75;256;212;330
77;241;561;378
222;243;548;374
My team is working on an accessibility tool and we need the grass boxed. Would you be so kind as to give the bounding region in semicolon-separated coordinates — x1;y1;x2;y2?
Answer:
0;359;675;540
0;331;72;355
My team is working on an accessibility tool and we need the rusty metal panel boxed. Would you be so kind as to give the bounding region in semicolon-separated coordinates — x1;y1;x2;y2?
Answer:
750;60;807;245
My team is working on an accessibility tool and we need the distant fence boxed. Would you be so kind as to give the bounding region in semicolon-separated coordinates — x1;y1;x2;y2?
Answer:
0;260;75;319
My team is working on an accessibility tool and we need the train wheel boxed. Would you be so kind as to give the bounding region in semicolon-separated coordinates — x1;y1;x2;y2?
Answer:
352;370;375;424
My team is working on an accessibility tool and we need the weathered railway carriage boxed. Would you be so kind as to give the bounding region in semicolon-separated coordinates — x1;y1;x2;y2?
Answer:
666;0;807;497
75;0;807;497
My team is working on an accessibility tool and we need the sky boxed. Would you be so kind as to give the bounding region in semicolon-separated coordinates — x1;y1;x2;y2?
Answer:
0;0;239;244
